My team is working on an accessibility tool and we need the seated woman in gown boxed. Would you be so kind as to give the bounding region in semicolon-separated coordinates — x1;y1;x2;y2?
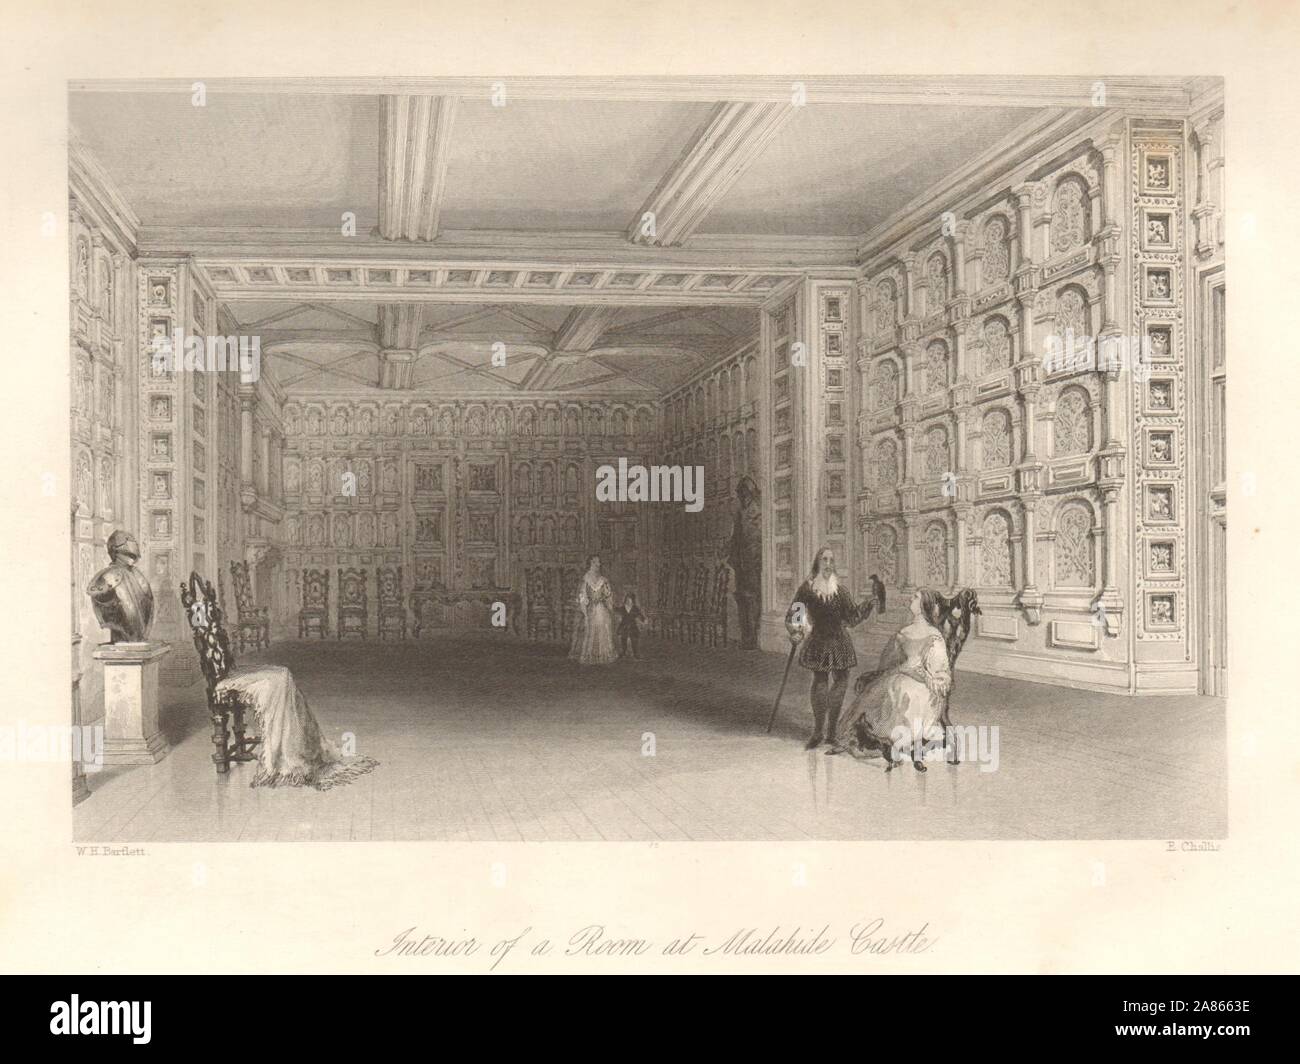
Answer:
830;588;951;772
568;553;619;666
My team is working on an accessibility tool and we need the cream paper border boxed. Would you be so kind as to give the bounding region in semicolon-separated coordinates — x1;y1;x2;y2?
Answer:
1;0;1295;974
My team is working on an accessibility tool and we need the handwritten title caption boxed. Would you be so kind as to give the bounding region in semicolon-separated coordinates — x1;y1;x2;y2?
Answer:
376;920;937;971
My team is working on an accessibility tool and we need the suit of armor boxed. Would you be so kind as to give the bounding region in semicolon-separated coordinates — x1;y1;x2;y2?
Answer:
86;530;154;643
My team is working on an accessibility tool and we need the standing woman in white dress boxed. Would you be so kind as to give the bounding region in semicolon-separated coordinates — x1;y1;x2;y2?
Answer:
569;553;619;665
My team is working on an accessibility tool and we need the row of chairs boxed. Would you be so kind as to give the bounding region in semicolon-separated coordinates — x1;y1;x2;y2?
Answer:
650;561;731;647
225;561;269;652
297;567;408;640
234;560;732;648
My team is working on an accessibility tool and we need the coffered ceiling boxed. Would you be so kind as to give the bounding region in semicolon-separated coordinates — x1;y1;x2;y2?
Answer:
222;301;756;396
69;76;1211;397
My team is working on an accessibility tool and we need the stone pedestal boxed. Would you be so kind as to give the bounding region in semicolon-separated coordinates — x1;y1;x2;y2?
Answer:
94;642;171;765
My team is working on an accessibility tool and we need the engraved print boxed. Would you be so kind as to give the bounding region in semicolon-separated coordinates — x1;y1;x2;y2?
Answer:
56;69;1231;867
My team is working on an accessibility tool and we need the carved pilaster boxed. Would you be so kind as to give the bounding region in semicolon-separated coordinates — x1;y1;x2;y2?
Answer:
901;254;918;321
900;423;917;485
952;503;972;588
954;404;973;474
1093;478;1125;637
1012;183;1036;270
1192;113;1224;260
900;513;920;591
239;393;255;489
1016;495;1044;625
900;341;922;398
1015;323;1042;463
949;221;970;297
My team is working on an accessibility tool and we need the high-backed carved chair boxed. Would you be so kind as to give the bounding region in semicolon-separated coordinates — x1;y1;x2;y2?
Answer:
525;567;556;641
933;588;982;764
299;568;329;639
702;561;731;648
228;560;270;651
560;568;582;643
337;567;368;640
668;564;691;642
180;572;261;776
651;564;672;638
376;566;406;641
685;562;711;644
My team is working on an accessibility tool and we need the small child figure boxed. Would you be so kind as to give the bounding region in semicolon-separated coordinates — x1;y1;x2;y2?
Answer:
615;592;646;660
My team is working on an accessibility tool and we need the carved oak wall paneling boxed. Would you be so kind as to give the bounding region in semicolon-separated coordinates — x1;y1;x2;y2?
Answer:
851;115;1184;691
279;397;660;635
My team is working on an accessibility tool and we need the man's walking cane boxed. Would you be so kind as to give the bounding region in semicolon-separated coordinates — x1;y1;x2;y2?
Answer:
766;641;799;734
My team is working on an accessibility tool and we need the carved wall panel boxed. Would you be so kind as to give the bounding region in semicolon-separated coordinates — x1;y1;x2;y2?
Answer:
1130;123;1190;646
280;397;658;633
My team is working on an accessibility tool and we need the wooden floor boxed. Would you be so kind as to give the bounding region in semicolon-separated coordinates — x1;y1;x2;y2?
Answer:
73;633;1228;842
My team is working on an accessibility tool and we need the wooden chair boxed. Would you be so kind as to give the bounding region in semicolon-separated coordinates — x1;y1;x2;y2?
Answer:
525;567;556;641
686;563;711;644
180;571;261;777
560;568;582;643
228;560;270;652
668;564;691;642
934;588;981;764
337;567;368;640
701;562;731;647
299;568;329;639
376;566;406;641
651;564;672;638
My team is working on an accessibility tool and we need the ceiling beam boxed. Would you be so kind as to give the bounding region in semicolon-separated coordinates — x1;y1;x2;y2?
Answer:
377;304;424;349
629;101;795;247
376;304;425;388
379;95;458;242
553;306;620;351
137;227;857;268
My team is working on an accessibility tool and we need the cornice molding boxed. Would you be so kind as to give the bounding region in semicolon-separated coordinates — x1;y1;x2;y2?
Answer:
68;131;140;254
661;336;760;399
857;107;1127;271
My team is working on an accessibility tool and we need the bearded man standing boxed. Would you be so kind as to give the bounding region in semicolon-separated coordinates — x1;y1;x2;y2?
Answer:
785;547;885;749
